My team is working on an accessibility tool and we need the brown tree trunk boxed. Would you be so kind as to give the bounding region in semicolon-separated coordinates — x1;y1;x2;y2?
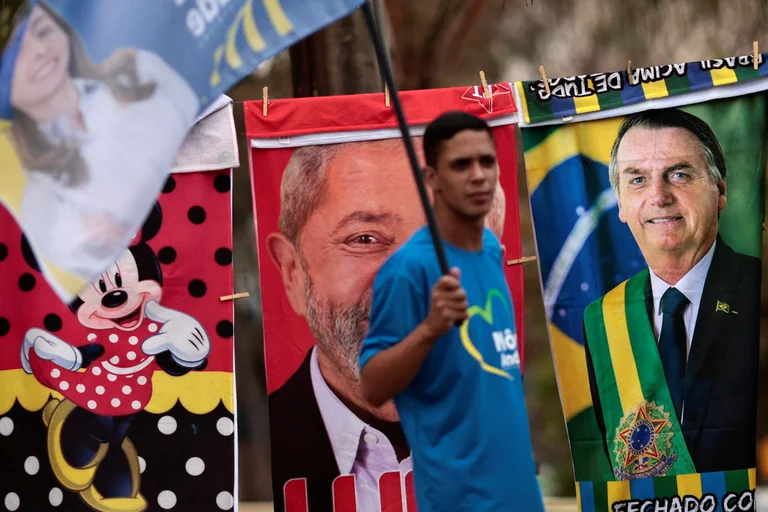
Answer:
289;33;329;98
290;5;383;97
324;9;382;95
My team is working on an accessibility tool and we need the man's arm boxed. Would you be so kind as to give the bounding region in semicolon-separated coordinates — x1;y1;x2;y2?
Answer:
360;268;468;407
361;322;439;407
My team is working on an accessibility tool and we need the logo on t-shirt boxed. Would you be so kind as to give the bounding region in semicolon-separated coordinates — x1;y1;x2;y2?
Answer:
492;328;521;370
459;289;520;380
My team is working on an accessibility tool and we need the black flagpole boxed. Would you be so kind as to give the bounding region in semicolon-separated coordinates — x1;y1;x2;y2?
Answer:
361;2;451;278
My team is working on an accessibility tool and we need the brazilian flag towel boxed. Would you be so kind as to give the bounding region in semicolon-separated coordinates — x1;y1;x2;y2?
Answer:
516;53;766;511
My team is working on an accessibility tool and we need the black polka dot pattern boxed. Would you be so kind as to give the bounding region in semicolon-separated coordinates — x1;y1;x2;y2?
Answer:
213;175;231;193
43;314;62;333
18;273;35;292
162;177;176;194
187;206;206;225
216;321;233;339
158;247;177;265
214;248;232;266
188;280;207;298
0;400;235;511
0;171;236;511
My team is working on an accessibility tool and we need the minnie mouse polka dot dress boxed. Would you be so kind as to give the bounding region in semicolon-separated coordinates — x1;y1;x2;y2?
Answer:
30;321;162;416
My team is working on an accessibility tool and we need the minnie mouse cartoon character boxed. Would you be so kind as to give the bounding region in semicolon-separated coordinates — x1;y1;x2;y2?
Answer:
19;203;210;512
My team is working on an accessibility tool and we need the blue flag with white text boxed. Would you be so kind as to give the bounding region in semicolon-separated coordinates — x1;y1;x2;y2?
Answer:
0;0;364;303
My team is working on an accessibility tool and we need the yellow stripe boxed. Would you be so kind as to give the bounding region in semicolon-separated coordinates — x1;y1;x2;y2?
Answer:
575;118;624;167
0;129;26;214
264;0;294;35
458;294;515;381
0;370;54;414
676;473;703;498
573;80;601;114
549;322;593;420
606;480;631;511
602;281;645;413
749;468;757;489
641;79;669;99
710;67;738;86
575;483;582;512
0;369;235;415
524;117;625;195
148;371;234;414
524;127;579;193
515;81;532;124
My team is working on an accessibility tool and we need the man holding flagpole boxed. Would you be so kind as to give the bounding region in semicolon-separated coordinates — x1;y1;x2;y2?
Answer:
359;111;544;511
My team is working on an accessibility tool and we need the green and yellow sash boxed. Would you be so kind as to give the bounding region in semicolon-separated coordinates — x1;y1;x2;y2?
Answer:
584;268;696;480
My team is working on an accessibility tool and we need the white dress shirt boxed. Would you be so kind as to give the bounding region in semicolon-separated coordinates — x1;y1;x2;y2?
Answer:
648;240;716;423
648;240;717;356
310;346;413;511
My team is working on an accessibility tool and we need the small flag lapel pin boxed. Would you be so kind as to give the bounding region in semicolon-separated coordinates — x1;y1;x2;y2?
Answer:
715;301;730;313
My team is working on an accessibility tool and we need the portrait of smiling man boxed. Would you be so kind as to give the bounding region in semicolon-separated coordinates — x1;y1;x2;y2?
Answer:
582;108;761;480
265;136;507;511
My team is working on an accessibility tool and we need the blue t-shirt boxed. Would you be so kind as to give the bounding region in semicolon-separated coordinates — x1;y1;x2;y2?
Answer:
359;226;544;512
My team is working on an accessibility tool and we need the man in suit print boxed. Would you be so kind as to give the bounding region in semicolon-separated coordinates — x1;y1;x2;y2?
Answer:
583;108;761;478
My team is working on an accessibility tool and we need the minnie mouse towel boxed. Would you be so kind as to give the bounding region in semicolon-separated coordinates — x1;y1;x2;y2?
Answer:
0;170;236;510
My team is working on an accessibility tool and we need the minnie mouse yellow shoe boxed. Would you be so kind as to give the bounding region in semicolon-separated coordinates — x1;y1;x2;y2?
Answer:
78;437;147;512
44;398;108;491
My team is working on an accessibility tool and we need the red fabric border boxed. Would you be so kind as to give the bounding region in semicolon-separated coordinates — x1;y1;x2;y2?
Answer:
244;82;518;139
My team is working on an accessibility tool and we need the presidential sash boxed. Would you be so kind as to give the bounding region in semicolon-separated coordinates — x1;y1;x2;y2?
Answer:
584;269;696;480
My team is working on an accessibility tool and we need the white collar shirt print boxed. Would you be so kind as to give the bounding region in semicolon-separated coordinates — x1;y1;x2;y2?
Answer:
309;346;413;511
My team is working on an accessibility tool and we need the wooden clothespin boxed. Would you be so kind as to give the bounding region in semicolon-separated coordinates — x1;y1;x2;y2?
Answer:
220;292;250;302
754;41;759;70
539;65;551;95
479;70;491;99
506;255;537;266
262;87;269;117
385;83;391;108
626;60;634;85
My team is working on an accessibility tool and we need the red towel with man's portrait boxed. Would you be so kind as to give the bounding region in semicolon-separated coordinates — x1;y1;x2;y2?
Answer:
245;84;526;512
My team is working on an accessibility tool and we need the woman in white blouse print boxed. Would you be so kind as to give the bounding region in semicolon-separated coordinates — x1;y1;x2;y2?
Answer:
8;2;198;282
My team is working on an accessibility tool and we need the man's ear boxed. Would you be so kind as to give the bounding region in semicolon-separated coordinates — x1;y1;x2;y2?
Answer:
266;233;307;316
617;199;627;224
424;165;438;192
717;180;727;214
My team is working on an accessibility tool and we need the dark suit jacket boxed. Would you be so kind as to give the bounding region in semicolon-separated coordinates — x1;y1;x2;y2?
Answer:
268;350;340;512
585;239;761;474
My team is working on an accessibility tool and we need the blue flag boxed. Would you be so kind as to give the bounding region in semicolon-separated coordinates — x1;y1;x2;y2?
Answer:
0;0;364;302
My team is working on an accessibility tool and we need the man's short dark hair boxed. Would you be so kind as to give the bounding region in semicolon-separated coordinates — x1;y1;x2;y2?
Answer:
609;108;726;195
423;111;493;169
